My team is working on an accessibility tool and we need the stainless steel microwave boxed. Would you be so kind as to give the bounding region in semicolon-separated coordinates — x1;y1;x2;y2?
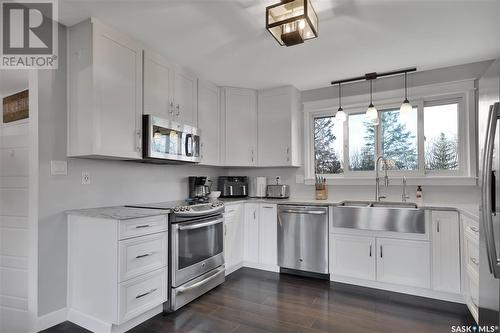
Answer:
143;115;201;163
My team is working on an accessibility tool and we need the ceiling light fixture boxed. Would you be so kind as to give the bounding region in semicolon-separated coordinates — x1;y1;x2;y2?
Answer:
336;83;346;122
266;0;318;47
400;71;412;115
366;80;378;122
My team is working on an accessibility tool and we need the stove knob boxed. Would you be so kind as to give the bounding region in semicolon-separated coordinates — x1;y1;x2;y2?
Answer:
211;202;217;207
180;206;186;212
186;207;191;211
173;207;180;212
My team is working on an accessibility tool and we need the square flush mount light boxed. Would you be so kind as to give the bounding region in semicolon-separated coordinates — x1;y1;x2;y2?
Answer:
266;0;318;47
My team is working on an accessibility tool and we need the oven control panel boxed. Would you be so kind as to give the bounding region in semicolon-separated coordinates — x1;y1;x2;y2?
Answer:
172;201;224;213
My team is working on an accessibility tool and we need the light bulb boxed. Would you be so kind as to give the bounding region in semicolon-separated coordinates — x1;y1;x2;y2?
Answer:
298;19;306;30
400;99;413;114
336;109;346;122
370;116;379;126
366;104;378;120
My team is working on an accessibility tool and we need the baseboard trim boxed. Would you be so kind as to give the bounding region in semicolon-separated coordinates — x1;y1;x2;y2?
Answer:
67;305;162;333
243;261;279;272
37;308;68;332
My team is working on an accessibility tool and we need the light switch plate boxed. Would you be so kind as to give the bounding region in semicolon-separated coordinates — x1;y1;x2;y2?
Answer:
50;160;67;176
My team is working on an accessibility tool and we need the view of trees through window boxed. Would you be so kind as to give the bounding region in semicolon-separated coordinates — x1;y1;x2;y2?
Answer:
314;116;343;174
424;103;459;170
313;100;460;175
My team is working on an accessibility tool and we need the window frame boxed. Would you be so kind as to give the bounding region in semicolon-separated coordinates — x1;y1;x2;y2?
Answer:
304;87;472;183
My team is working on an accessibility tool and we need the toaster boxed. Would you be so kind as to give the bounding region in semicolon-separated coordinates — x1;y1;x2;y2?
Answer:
266;177;289;199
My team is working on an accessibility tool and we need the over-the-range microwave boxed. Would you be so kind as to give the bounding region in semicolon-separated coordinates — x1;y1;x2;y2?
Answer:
143;115;201;163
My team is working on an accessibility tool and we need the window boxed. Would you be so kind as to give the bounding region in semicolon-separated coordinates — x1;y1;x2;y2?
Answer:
380;108;418;170
314;116;344;174
424;102;459;171
348;113;375;171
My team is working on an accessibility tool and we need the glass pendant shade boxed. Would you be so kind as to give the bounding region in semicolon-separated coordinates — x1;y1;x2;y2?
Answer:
400;99;413;114
266;0;318;46
366;104;378;119
336;108;346;122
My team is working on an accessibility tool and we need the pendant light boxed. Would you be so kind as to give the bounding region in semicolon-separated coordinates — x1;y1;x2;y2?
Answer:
400;71;412;114
336;83;346;122
366;80;378;121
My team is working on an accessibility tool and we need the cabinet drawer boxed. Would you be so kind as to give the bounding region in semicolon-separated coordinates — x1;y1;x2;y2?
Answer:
119;233;167;282
118;268;167;324
463;216;479;240
119;215;167;240
464;233;479;279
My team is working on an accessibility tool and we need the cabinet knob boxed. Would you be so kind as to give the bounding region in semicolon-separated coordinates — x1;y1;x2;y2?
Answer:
135;131;142;152
176;104;180;116
169;101;174;115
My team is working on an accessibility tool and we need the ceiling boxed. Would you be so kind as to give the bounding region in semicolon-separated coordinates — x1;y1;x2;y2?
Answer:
59;0;500;90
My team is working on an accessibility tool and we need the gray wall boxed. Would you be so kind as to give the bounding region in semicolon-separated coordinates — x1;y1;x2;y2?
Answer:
37;26;226;316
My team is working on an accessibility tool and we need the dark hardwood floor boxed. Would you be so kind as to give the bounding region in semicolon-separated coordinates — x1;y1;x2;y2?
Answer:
42;267;475;333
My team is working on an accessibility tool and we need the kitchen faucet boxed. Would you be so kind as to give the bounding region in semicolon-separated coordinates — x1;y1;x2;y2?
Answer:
402;176;410;202
375;155;389;201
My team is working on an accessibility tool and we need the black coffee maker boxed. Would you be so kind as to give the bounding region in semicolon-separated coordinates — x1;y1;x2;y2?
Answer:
188;176;211;201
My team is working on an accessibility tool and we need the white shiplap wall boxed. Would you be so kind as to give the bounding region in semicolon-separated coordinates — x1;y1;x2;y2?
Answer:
0;115;31;331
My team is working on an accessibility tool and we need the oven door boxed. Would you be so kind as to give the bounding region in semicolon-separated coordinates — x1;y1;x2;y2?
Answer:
172;216;224;287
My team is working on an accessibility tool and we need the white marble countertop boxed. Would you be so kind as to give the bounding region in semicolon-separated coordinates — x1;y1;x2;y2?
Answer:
66;206;169;220
221;197;480;221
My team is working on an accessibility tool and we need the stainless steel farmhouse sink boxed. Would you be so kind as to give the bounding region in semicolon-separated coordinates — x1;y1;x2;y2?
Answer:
333;201;425;234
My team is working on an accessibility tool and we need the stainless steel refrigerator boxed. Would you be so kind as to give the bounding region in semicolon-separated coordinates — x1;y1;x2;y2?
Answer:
479;58;500;326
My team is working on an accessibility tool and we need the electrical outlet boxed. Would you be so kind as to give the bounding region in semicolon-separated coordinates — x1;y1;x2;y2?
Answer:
81;171;90;185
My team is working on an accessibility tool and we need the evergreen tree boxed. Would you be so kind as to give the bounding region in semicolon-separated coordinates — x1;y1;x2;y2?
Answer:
380;111;417;170
314;118;343;174
425;132;458;170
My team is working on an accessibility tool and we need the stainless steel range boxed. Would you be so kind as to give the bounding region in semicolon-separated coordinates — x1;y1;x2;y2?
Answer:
127;200;225;311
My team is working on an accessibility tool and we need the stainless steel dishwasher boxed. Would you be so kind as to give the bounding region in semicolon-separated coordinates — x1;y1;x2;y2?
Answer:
277;205;329;277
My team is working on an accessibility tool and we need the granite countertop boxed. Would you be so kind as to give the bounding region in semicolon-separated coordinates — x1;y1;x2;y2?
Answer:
220;197;480;221
66;206;169;220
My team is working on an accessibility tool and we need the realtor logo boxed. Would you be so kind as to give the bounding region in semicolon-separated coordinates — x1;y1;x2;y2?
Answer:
1;0;58;69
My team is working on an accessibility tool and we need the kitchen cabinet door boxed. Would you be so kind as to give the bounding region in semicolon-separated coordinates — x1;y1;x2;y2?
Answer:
198;80;220;166
258;204;278;267
68;18;143;159
173;67;198;127
223;87;258;166
258;86;301;167
431;211;461;294
224;204;244;274
376;238;430;289
244;203;259;264
143;50;174;119
330;234;376;281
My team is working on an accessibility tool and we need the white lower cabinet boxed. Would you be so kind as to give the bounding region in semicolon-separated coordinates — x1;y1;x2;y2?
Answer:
462;214;480;323
68;214;168;332
258;204;278;267
376;238;431;289
244;203;259;263
224;204;244;274
431;211;461;293
330;234;376;280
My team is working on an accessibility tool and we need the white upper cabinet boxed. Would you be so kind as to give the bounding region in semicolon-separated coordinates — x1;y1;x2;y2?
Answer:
173;67;198;127
143;51;198;127
431;211;461;294
68;18;143;159
222;87;258;167
258;86;302;167
198;80;220;166
143;50;174;119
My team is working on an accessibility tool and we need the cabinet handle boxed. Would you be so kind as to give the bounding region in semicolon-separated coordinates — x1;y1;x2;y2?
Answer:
369;244;372;257
286;147;290;162
253;210;256;219
169;101;174;115
470;257;479;266
135;131;142;152
262;206;274;209
135;224;151;229
224;224;227;236
470;226;479;234
136;252;154;259
136;288;158;299
251;149;254;163
380;245;383;258
437;219;440;233
176;104;180;116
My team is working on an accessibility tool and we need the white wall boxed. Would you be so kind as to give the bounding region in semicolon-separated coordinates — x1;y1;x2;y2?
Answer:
0;71;32;332
37;25;226;317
